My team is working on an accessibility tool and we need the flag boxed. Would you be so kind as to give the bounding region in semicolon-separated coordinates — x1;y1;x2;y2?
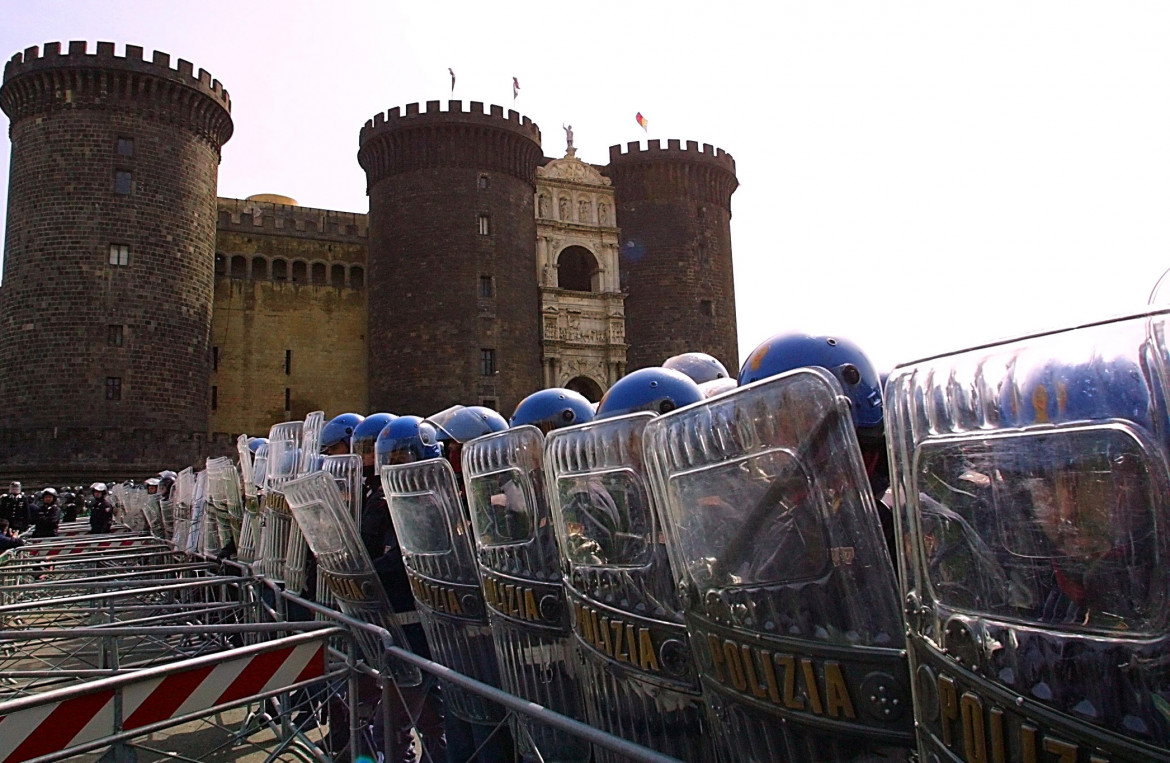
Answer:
449;68;455;94
636;112;648;132
513;77;520;101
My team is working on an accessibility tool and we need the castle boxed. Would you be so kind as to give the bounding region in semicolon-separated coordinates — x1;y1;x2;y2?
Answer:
0;42;738;481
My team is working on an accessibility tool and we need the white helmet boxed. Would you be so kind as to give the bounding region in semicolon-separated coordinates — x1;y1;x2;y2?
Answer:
41;487;57;498
8;482;20;493
91;482;108;493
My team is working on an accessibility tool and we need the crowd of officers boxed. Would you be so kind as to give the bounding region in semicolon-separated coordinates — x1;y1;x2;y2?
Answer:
219;332;892;763
0;480;133;543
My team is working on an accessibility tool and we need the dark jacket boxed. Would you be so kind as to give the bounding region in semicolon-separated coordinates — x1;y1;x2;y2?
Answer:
30;499;60;538
90;496;115;534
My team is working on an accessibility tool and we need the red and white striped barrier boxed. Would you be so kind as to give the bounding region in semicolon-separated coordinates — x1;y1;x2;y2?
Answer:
0;631;329;763
16;538;159;558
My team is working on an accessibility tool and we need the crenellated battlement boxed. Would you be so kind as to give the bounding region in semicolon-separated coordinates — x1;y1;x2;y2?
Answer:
0;41;233;150
216;197;368;240
360;99;540;144
358;99;543;187
607;139;736;175
4;41;230;108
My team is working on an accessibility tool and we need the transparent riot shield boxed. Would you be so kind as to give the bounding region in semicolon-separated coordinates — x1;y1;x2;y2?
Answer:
381;457;504;725
544;413;714;763
172;468;194;550
122;486;149;534
189;469;212;556
644;368;913;761
312;454;363;613
258;420;303;581
284;412;325;593
236;434;262;564
887;310;1170;761
206;456;244;552
284;471;422;686
463;426;590;763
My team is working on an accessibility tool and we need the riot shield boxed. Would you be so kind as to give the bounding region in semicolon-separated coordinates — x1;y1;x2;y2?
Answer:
188;469;211;556
122;486;148;534
644;368;912;761
283;412;325;593
284;471;422;686
236;434;262;564
381;457;504;725
463;426;589;763
206;456;244;551
544;412;714;762
887;309;1170;761
313;454;363;613
172;468;195;550
258;420;303;581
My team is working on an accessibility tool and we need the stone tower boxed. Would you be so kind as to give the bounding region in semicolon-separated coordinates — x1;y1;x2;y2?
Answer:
604;140;739;374
0;42;232;480
358;101;544;416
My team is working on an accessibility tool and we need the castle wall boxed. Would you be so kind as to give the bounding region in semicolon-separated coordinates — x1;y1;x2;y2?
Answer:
210;199;368;436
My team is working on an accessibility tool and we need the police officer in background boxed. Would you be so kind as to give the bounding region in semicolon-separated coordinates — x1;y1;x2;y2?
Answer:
30;488;61;538
1;482;30;533
58;486;79;523
89;483;115;534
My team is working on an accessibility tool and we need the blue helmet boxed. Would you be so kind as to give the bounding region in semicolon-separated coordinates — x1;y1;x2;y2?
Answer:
321;413;365;452
511;388;595;433
352;413;397;461
246;437;268;454
663;352;731;385
375;415;441;468
596;367;704;420
426;405;509;443
999;358;1151;429
739;333;883;433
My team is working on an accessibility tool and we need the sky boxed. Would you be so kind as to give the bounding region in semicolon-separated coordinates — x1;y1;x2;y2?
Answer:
2;1;1170;373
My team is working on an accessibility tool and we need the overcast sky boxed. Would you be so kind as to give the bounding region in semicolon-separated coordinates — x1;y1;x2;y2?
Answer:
2;1;1169;372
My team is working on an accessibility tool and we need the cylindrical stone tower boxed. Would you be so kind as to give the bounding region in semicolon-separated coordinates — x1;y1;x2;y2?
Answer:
604;139;739;373
0;41;232;480
358;100;544;416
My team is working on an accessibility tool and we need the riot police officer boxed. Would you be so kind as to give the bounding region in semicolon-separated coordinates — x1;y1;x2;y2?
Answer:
58;486;79;523
1;482;30;533
30;488;61;538
89;483;114;534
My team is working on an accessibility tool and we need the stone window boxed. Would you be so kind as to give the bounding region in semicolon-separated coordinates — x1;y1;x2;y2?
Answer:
331;264;345;287
230;255;247;278
350;266;364;289
480;349;496;377
479;275;494;298
284;387;291;411
214;253;226;275
478;174;490;190
292;260;307;283
212;346;219;371
478;214;490;236
114;170;132;195
105;377;122;401
285;350;292;376
311;262;326;285
251;257;267;279
116;137;134;157
480;398;498;411
701;299;715;317
211;386;218;410
109;244;129;266
272;259;288;281
107;325;123;347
